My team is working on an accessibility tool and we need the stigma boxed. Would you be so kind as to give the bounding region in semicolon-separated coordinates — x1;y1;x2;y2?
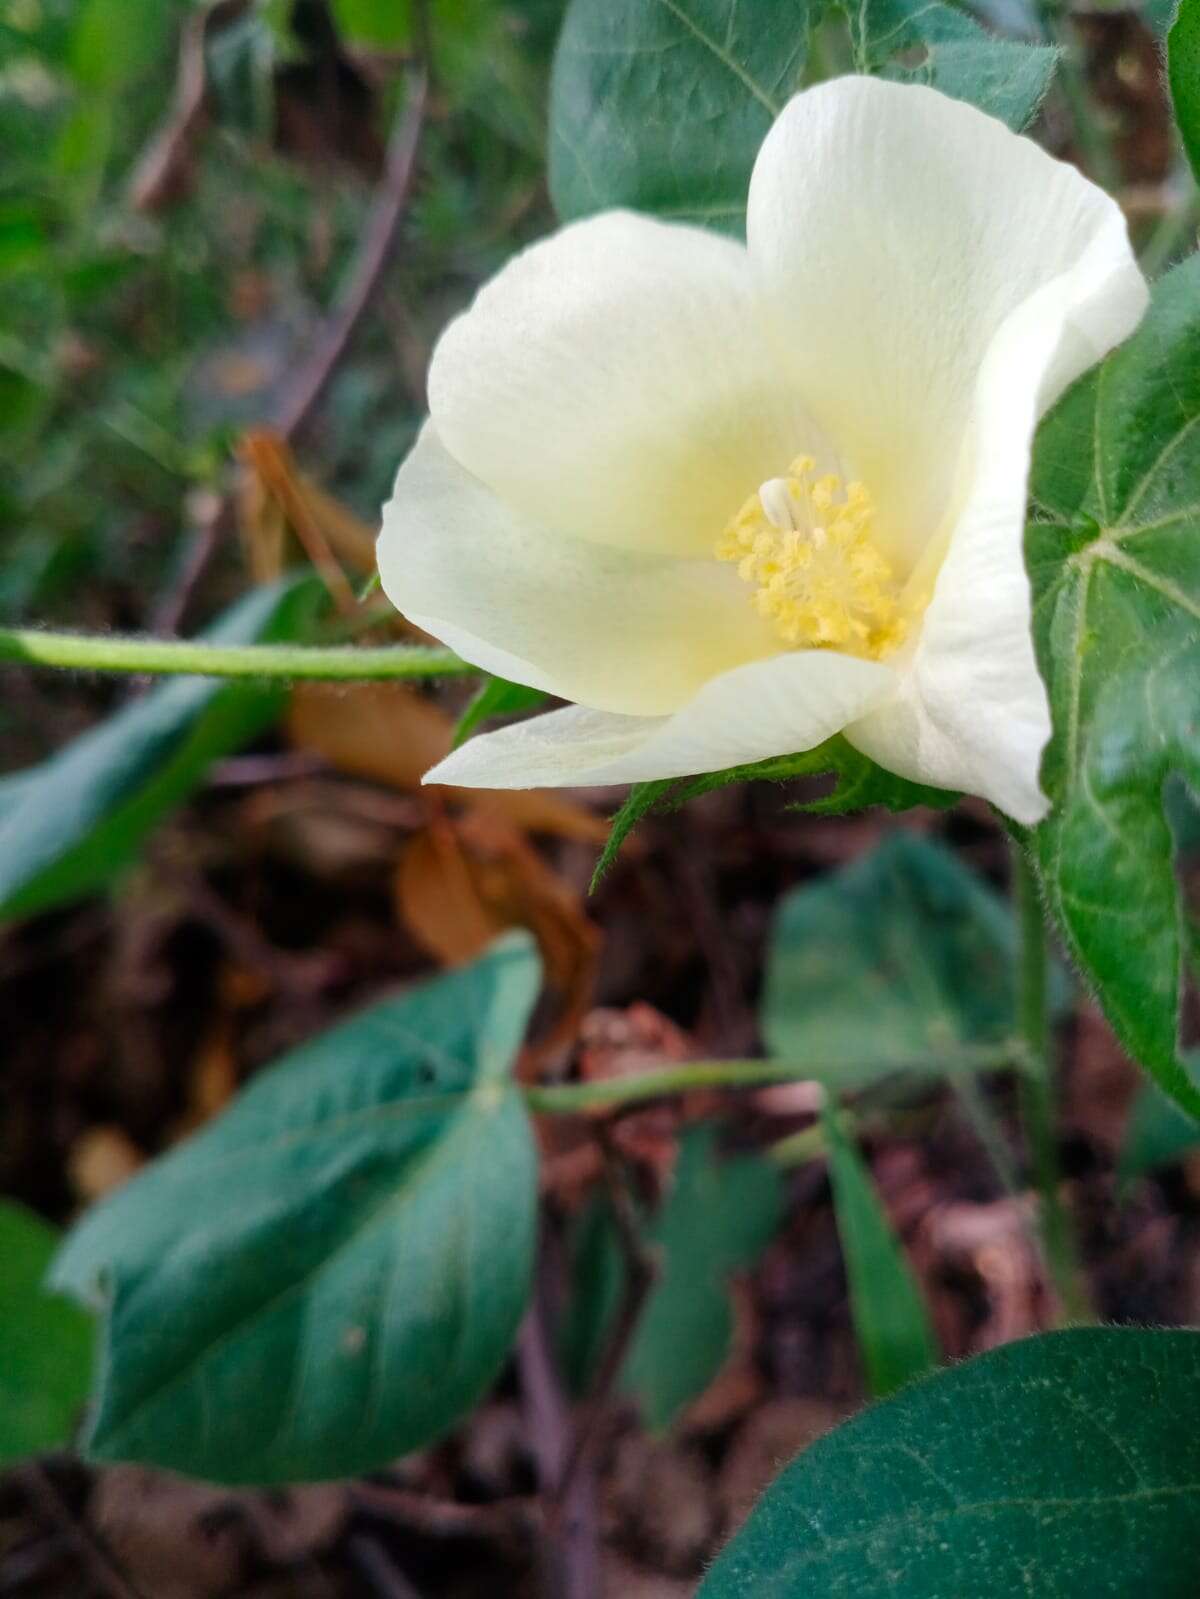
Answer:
715;457;906;659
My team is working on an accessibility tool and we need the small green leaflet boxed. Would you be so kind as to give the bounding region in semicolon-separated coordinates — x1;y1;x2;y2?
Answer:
0;1201;93;1467
52;936;541;1485
822;1103;939;1397
559;1127;783;1429
1168;0;1200;184
1027;255;1200;1122
699;1327;1200;1597
622;1126;782;1429
0;576;322;923
591;739;953;889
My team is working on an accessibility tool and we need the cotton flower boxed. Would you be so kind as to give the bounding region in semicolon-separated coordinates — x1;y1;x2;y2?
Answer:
377;77;1146;824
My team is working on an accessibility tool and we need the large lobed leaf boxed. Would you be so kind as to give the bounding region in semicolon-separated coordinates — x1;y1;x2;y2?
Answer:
550;0;809;233
1027;255;1200;1120
52;936;541;1485
701;1327;1200;1596
549;0;1057;234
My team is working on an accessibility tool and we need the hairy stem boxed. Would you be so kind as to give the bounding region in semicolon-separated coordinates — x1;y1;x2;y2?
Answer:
0;628;471;682
524;1044;1017;1116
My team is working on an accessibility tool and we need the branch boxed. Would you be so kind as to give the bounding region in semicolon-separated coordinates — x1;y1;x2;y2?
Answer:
275;69;429;441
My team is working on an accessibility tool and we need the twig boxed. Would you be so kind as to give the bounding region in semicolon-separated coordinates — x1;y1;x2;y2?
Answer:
147;492;232;639
518;1267;602;1599
275;71;429;442
17;1464;146;1599
346;1534;424;1599
549;1138;660;1521
351;1485;537;1555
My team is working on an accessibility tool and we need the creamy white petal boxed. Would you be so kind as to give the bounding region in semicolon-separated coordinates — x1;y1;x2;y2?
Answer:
847;223;1148;824
377;425;784;716
748;77;1143;573
423;651;896;789
427;210;829;556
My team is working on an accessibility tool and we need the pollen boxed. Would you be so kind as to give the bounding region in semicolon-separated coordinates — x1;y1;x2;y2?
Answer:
715;457;907;659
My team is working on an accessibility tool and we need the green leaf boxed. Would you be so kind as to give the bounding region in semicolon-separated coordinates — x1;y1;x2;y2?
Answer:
0;578;322;923
69;0;175;91
1027;255;1200;1120
0;1202;94;1467
699;1327;1200;1597
762;833;1058;1091
331;0;412;47
591;739;954;889
843;0;1060;130
559;1128;783;1427
548;0;809;233
51;935;541;1485
452;674;547;748
822;1104;939;1397
1118;1073;1200;1183
1169;0;1200;184
623;1126;782;1429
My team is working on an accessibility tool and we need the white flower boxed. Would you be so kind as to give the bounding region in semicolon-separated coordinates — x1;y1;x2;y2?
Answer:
377;76;1146;824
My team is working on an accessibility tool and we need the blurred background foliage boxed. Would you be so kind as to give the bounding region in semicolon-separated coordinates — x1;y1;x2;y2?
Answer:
0;0;559;665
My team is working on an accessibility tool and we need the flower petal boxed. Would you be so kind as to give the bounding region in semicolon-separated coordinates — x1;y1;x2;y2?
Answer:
427;210;827;556
378;425;784;715
847;222;1147;824
423;651;896;789
747;76;1143;572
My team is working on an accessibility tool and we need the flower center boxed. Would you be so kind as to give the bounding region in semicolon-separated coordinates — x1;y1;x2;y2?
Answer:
715;457;906;660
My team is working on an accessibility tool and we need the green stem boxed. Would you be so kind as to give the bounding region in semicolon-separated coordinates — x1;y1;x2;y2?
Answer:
524;1044;1018;1116
0;628;472;682
1011;840;1093;1322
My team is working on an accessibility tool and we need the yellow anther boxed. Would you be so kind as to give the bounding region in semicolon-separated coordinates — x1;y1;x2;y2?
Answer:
716;459;907;659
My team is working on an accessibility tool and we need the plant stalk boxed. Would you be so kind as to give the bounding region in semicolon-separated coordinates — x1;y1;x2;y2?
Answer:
524;1044;1017;1116
1011;840;1093;1322
0;628;472;682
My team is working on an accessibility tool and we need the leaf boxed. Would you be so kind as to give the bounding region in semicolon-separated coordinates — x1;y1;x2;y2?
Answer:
591;739;954;889
1027;255;1200;1120
549;0;1057;238
0;578;322;924
699;1327;1200;1598
822;1103;939;1397
1169;0;1200;184
558;1128;783;1427
51;936;542;1485
452;675;547;749
548;0;809;234
624;1127;783;1429
842;0;1060;131
331;0;413;47
1118;1073;1200;1183
762;833;1060;1091
0;1202;94;1467
69;0;175;91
